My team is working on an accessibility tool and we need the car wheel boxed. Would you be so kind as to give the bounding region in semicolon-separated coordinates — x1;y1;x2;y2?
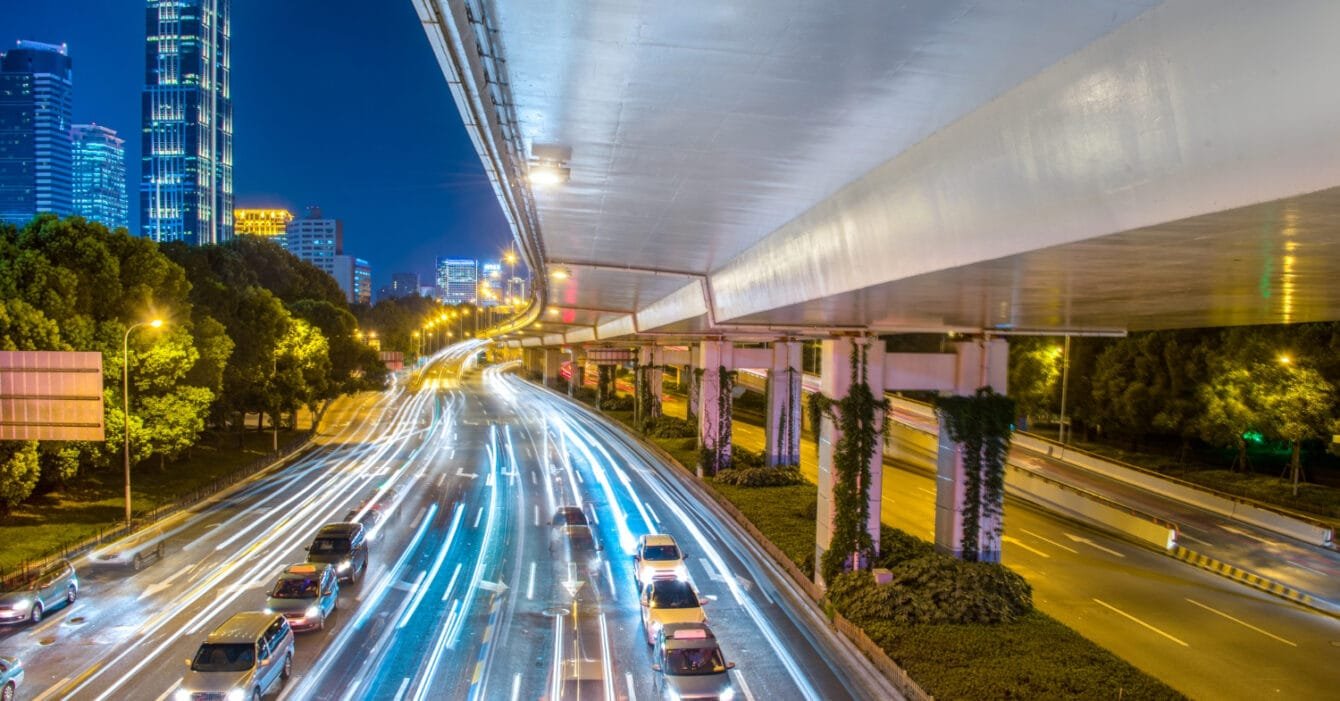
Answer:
317;614;325;631
282;651;293;680
132;552;143;571
66;584;77;605
29;602;43;624
3;680;15;701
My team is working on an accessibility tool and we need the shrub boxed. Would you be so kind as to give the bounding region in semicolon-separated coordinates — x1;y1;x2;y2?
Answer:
600;395;635;411
714;466;805;487
874;526;936;567
573;387;598;405
730;445;767;468
828;557;1031;626
642;415;696;439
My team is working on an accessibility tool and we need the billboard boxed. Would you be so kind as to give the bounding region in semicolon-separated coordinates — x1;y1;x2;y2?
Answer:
0;351;105;441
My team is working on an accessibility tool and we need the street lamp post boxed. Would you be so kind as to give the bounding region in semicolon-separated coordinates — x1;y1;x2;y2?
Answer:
123;318;164;527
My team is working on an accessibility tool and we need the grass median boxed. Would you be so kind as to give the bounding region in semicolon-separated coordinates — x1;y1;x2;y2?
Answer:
0;428;305;575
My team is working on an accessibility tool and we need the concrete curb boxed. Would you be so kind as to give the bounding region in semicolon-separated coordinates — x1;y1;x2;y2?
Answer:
1168;546;1340;617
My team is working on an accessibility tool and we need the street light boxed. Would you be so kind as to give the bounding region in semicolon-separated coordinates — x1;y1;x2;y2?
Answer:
123;318;164;527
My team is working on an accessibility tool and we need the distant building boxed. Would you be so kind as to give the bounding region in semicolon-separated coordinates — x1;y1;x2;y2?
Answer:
70;124;128;230
285;206;342;277
0;41;73;225
390;272;420;298
418;284;438;299
436;258;477;305
235;208;294;240
479;261;503;307
333;254;371;305
141;0;233;245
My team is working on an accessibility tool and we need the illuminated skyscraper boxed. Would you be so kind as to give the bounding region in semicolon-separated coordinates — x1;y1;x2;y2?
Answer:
436;258;477;305
234;208;293;240
284;206;341;276
141;0;232;245
0;40;73;225
71;124;128;230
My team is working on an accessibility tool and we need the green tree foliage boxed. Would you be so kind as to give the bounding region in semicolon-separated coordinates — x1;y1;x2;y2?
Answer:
0;442;40;512
1196;366;1260;472
291;299;386;429
1256;362;1335;495
355;294;444;361
1007;338;1062;426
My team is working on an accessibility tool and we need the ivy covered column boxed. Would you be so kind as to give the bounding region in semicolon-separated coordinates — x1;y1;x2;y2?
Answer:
635;346;665;425
695;340;735;476
764;340;802;467
541;348;563;388
933;338;1010;562
814;337;886;584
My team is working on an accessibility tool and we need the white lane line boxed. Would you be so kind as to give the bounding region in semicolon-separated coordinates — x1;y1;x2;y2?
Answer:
605;559;618;601
393;677;410;701
435;473;446;488
645;502;661;525
625;672;637;701
1019;528;1079;554
1064;532;1125;558
527;561;536;600
531;470;538;485
534;504;540;527
1093;598;1187;647
511;673;522;701
1001;535;1049;558
589;505;600;525
1184;598;1297;646
151;685;176;701
1285;559;1326;577
474;507;484;528
733;669;756;701
575;470;585;483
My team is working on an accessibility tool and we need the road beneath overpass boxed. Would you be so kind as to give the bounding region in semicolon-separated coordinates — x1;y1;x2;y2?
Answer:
661;396;1340;700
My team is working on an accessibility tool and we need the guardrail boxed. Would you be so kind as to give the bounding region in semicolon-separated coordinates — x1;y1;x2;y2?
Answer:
0;436;311;590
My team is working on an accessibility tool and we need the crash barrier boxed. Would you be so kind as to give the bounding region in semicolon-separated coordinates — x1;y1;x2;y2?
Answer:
886;396;1334;548
1169;546;1335;616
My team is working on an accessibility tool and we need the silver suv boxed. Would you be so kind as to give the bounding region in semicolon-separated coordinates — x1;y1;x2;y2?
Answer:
0;560;78;625
177;612;293;701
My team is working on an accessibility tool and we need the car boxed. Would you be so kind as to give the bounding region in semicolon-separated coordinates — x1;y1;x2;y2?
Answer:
177;611;293;701
341;507;382;534
652;623;737;700
551;506;588;527
0;656;24;701
0;559;78;625
360;486;399;514
87;526;167;571
634;534;688;588
264;563;339;632
305;523;368;583
639;579;707;645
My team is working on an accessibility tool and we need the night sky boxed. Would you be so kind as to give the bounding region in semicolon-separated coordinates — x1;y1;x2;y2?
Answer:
0;1;513;291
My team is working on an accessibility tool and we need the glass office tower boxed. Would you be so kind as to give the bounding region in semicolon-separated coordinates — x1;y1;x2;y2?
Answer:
141;0;232;245
0;40;73;225
71;124;128;230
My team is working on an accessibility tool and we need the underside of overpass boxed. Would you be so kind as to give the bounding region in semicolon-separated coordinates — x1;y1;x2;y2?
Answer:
416;0;1340;345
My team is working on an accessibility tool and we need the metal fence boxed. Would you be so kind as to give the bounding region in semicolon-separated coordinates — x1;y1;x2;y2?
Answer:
0;436;312;590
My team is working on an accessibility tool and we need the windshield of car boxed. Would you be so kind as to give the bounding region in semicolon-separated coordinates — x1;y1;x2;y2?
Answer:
643;544;680;561
664;646;727;675
191;643;255;672
648;582;697;608
309;537;350;554
272;577;319;599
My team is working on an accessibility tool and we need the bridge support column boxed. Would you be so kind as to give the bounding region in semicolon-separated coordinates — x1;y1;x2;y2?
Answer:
934;338;1009;562
764;341;803;467
542;348;563;389
695;341;735;476
636;346;664;426
815;337;885;584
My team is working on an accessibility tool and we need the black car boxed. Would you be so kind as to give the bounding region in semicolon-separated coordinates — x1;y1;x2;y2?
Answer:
551;506;588;527
305;523;368;583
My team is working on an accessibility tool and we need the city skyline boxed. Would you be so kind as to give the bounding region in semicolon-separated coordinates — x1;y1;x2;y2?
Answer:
0;1;513;292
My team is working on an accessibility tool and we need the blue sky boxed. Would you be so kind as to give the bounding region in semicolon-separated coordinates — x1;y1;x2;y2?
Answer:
0;1;513;291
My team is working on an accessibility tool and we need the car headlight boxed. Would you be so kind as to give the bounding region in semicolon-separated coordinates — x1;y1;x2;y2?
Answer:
720;687;737;701
226;688;246;701
337;560;351;572
11;599;31;612
263;607;274;614
673;565;688;581
306;605;321;619
174;690;191;701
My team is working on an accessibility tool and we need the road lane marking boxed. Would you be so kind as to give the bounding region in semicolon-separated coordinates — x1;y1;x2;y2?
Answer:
574;469;585;483
605;559;618;601
511;674;521;701
393;677;410;701
1002;535;1049;558
534;504;540;527
1219;524;1277;546
1184;598;1297;646
625;672;637;701
1285;559;1326;576
527;561;536;600
1019;528;1079;554
531;470;538;485
645;502;661;525
1092;598;1187;647
474;507;483;528
733;669;756;701
1064;532;1125;558
152;685;177;701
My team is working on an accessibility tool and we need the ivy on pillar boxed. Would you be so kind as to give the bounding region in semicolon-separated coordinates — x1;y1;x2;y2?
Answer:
764;341;802;467
811;337;888;585
635;346;665;428
695;341;735;477
596;364;615;409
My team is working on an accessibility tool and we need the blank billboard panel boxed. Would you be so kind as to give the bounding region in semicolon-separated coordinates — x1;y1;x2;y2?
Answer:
0;351;105;441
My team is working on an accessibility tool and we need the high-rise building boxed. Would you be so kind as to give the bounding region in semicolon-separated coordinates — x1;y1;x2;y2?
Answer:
478;261;503;307
141;0;233;245
387;272;420;299
70;124;127;230
436;258;478;305
285;206;342;277
333;254;371;305
0;41;73;225
234;208;293;240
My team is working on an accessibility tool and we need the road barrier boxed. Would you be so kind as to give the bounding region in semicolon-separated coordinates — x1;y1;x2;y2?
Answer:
1169;546;1337;616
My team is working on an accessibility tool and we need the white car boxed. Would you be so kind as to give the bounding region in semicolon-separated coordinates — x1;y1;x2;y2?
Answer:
633;534;688;589
640;579;707;645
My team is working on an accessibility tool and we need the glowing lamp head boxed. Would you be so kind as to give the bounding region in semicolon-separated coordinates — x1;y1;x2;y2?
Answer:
148;319;164;329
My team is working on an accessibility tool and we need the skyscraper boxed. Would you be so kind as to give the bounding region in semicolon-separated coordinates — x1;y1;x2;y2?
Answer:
71;124;128;230
285;206;341;277
436;258;478;305
333;255;372;305
0;40;73;225
141;0;233;245
234;208;293;240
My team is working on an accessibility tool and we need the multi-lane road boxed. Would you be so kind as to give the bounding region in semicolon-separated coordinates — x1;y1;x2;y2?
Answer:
1;347;896;700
